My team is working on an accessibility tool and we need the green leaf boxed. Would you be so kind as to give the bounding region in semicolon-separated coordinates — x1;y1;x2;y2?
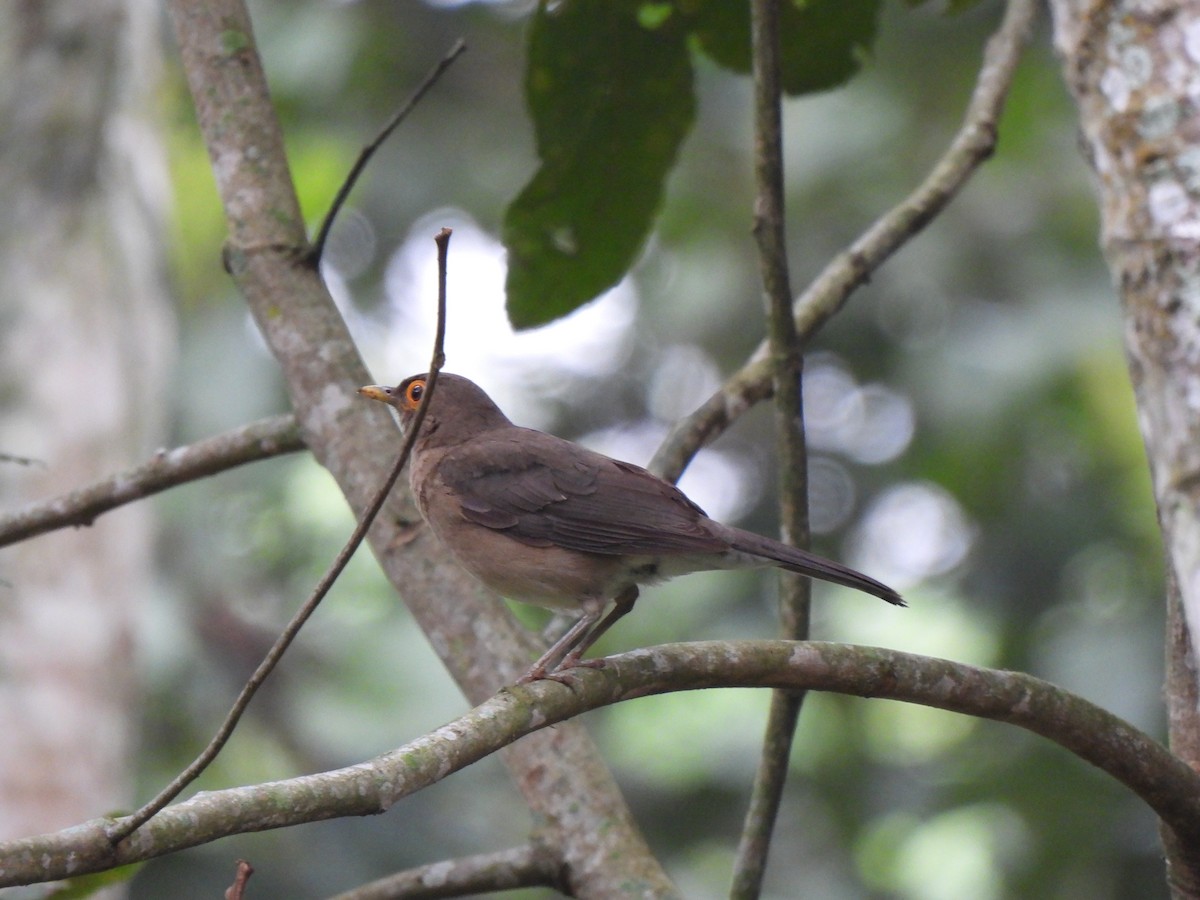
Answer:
503;0;694;329
688;0;882;95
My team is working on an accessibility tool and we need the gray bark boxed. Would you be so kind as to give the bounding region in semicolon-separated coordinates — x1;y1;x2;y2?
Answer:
0;0;173;860
1048;1;1200;893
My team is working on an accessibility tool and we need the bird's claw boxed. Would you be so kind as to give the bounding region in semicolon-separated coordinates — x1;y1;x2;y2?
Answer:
516;655;606;688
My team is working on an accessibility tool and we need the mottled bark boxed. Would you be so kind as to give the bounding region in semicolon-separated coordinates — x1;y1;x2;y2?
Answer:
1048;0;1200;893
0;0;172;873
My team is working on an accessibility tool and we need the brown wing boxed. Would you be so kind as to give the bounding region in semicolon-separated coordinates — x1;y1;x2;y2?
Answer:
436;429;727;557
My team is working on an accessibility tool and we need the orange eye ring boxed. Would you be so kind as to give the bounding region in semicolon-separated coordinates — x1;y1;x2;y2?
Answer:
405;379;426;406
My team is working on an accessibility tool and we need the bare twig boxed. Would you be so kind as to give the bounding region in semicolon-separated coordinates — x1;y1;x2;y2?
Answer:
225;859;254;900
325;842;563;900
309;41;467;264
649;0;1038;482
106;229;452;845
5;640;1199;887
732;2;810;896
0;415;302;549
0;451;43;467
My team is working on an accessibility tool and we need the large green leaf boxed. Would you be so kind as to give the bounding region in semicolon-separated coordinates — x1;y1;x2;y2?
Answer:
687;0;882;94
503;1;694;329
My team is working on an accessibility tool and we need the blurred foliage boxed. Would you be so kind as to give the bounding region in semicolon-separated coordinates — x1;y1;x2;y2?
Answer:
46;864;143;899
141;0;1167;898
505;0;881;327
686;0;881;93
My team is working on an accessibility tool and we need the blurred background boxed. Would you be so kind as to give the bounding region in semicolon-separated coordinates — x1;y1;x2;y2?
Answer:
0;0;1168;897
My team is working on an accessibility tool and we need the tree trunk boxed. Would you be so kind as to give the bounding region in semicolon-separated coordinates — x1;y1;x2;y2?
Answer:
1048;1;1200;893
0;0;172;873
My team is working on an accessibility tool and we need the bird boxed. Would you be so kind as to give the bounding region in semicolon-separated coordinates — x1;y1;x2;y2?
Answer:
359;372;903;683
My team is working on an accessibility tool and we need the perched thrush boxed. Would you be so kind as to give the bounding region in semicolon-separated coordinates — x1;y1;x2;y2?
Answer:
360;373;903;682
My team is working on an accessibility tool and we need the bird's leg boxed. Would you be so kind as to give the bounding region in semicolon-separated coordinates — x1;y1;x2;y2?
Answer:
517;586;640;685
555;585;640;673
516;605;602;685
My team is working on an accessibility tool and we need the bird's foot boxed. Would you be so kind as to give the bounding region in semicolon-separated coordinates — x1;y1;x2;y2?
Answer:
516;655;606;687
515;664;548;686
544;656;607;689
561;654;606;673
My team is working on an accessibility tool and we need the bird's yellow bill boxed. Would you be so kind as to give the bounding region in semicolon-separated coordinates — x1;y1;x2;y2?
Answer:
358;385;390;402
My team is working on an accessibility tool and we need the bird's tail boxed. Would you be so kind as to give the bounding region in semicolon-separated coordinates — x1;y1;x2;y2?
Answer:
726;527;905;607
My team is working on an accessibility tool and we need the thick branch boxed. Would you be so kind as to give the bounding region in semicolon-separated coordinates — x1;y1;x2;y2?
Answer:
166;2;674;895
1;640;1196;887
649;0;1037;481
0;416;302;549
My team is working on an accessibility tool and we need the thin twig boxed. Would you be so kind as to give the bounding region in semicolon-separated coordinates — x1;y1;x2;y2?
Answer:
309;41;467;264
0;415;302;549
106;228;453;844
0;451;43;467
324;842;563;900
731;1;809;895
225;859;254;900
649;0;1038;482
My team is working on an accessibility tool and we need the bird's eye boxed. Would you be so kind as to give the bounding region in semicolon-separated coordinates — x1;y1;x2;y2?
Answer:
405;380;425;404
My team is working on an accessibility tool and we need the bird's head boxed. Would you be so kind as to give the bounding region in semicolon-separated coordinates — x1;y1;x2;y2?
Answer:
358;372;511;447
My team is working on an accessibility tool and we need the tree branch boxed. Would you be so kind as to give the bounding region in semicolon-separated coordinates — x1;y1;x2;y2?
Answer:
310;42;466;264
325;843;563;900
224;859;254;900
106;230;451;844
649;0;1038;482
733;1;811;895
166;1;676;894
2;640;1196;887
0;415;302;549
